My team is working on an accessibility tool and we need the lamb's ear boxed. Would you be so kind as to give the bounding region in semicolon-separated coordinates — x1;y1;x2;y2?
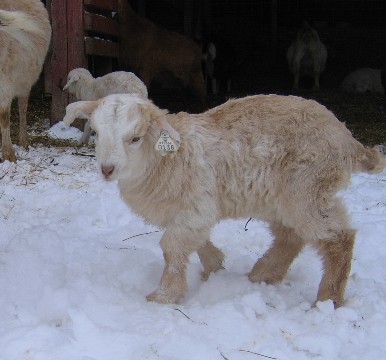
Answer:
63;72;81;90
138;102;181;155
63;100;99;126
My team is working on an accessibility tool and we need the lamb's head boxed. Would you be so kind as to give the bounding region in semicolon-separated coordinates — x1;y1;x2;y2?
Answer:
64;94;180;181
63;68;92;95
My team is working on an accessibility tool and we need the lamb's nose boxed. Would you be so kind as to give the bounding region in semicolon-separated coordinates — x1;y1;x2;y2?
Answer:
101;165;115;178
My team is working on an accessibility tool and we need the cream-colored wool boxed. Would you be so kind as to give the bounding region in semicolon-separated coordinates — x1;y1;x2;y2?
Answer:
64;93;386;306
0;0;51;162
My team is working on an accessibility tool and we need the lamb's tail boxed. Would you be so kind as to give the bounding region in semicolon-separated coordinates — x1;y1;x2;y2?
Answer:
0;9;46;38
353;144;386;174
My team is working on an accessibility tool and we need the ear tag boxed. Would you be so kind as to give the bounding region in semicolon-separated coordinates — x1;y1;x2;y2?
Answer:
155;130;179;156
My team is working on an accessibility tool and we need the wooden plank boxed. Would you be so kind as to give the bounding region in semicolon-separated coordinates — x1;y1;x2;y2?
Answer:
84;0;118;11
184;0;193;37
271;0;278;64
84;38;119;57
84;12;119;37
67;0;87;72
43;0;52;95
50;0;69;124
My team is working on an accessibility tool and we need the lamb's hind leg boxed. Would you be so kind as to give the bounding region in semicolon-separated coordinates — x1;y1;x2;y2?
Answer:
197;240;224;281
248;222;305;284
316;229;355;308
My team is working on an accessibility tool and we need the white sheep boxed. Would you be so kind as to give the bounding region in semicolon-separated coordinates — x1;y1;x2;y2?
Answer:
286;22;327;90
0;0;51;162
63;68;148;146
340;68;385;95
64;93;386;307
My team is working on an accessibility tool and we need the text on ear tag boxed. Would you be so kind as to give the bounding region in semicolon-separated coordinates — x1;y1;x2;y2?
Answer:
155;130;178;156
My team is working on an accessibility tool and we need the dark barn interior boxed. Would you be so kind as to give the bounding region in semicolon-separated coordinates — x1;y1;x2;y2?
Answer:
18;0;386;146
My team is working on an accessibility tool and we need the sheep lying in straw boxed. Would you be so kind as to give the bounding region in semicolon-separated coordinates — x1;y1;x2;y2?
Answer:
64;93;385;306
0;0;51;162
63;68;148;145
340;68;385;95
286;22;327;91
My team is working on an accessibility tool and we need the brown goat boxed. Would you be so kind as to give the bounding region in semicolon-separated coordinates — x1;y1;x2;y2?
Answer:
64;94;386;307
0;0;51;162
118;0;206;103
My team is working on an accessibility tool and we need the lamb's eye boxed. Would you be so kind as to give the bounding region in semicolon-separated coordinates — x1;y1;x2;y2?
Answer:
132;137;141;143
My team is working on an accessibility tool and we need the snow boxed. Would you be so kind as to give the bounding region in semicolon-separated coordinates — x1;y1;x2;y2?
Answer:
0;124;385;360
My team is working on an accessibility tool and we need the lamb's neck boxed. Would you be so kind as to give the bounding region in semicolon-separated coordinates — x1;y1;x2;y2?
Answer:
78;77;95;100
119;153;161;192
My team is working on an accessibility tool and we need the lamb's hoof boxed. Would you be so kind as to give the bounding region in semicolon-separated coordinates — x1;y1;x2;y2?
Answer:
248;271;276;284
201;271;210;281
315;294;343;309
20;139;30;149
146;289;182;304
201;265;224;281
1;150;17;163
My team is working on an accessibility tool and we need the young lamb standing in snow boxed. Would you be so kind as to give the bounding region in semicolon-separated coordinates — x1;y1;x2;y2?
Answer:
0;0;51;162
286;22;327;91
63;68;148;145
340;68;385;95
64;93;386;307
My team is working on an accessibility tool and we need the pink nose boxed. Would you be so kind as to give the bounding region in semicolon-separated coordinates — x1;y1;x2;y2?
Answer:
101;165;115;178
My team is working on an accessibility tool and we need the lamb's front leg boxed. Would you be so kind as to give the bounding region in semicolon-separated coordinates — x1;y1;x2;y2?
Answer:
147;227;210;304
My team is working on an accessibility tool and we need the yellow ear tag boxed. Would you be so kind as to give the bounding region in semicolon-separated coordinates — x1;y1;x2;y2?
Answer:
155;130;179;156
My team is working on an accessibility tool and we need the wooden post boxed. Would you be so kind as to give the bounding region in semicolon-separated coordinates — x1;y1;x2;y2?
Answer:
50;0;69;124
184;0;193;37
68;0;87;75
49;0;119;124
202;0;212;40
270;0;278;65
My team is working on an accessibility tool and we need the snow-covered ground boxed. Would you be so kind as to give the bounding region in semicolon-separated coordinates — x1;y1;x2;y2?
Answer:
0;124;385;360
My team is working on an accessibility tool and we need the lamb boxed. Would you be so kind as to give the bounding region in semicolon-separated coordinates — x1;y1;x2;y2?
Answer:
117;0;206;103
63;68;148;146
286;22;327;91
340;68;385;95
0;0;51;162
64;93;386;307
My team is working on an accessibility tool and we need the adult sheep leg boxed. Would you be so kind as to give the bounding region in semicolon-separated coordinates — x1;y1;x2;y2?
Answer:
311;54;322;91
248;222;305;284
0;106;16;162
18;96;30;148
147;227;212;304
